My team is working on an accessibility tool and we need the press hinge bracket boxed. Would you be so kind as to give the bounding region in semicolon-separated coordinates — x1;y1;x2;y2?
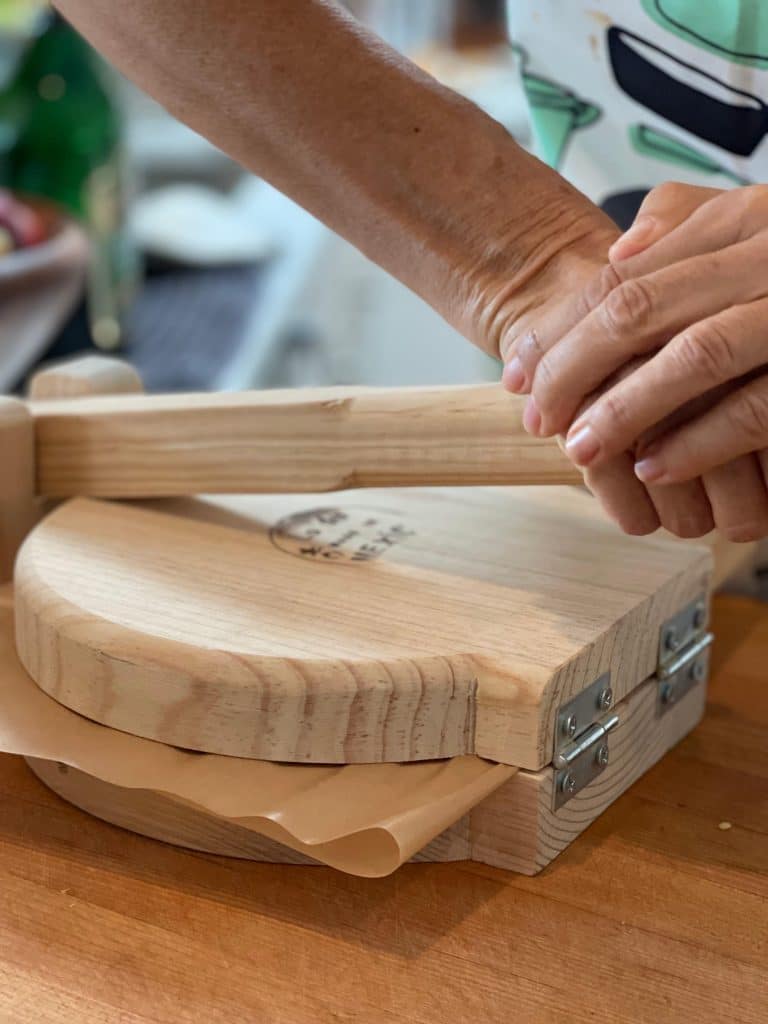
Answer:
657;632;713;716
657;594;713;717
553;672;618;810
658;594;708;671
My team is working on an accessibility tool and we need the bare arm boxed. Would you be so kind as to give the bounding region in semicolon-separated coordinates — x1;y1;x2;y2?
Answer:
55;0;617;357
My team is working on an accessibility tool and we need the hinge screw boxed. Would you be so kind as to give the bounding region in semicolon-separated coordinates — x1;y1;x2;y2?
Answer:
689;659;706;683
561;772;577;795
597;686;613;711
664;627;680;652
595;744;610;768
660;682;676;705
562;713;578;739
693;603;706;630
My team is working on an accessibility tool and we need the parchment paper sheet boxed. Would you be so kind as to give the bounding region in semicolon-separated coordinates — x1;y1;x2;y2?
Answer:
0;590;515;876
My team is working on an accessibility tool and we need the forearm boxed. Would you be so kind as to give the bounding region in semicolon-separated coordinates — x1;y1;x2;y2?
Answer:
55;0;614;354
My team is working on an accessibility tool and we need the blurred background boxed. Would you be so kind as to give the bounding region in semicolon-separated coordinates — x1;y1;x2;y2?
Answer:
0;0;528;394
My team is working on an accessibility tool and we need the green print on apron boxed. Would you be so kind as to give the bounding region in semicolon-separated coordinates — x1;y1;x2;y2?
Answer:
642;0;768;67
520;70;601;169
629;123;749;182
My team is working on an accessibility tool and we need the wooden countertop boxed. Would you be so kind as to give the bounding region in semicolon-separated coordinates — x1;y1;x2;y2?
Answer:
0;594;765;1024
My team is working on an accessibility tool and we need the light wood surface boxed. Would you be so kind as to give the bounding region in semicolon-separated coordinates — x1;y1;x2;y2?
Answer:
0;399;36;584
28;384;583;497
27;355;144;399
25;666;706;875
15;488;711;768
0;594;763;1023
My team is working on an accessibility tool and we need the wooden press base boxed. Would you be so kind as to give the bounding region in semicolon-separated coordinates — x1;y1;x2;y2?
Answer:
25;670;706;875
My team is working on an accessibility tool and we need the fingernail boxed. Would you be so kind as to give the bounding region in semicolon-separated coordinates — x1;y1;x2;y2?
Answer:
609;216;656;261
564;424;601;466
634;455;666;483
523;397;541;435
502;356;526;393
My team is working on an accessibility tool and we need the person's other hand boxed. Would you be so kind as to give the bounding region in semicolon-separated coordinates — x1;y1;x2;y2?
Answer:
488;220;667;537
507;182;768;541
499;184;714;538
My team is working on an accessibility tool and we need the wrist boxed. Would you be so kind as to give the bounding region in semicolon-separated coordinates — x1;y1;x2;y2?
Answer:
444;142;619;358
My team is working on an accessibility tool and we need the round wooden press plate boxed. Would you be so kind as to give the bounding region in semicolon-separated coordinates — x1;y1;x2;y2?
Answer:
14;490;707;765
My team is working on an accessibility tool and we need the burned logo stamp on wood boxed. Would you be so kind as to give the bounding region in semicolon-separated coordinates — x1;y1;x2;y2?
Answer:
269;507;415;563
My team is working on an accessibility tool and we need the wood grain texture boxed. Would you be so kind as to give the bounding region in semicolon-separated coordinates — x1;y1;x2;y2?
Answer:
0;399;36;584
27;355;144;399
29;384;583;497
14;488;711;768
0;596;763;1024
24;668;706;875
469;669;707;873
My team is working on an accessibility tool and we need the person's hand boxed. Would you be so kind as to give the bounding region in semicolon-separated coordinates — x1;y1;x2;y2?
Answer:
446;172;671;537
499;183;715;538
506;182;768;541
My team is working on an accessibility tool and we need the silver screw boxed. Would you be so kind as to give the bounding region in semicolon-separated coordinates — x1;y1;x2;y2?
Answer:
561;772;577;795
661;682;676;705
664;627;680;652
597;686;613;711
690;659;706;683
693;603;706;630
595;744;610;768
562;713;578;739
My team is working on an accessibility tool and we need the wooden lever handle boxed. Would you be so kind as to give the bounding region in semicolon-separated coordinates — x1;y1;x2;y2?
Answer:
29;383;581;498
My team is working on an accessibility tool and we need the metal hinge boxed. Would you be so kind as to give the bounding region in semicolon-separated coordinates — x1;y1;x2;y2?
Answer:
553;673;618;810
658;594;708;670
657;594;713;716
552;595;713;810
553;713;619;810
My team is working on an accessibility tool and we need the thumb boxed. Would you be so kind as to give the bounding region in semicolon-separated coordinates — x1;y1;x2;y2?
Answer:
608;183;722;262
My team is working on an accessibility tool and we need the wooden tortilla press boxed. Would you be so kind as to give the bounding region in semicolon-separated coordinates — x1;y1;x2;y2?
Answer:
3;357;713;873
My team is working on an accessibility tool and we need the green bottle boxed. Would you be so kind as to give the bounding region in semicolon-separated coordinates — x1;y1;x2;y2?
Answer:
0;8;138;349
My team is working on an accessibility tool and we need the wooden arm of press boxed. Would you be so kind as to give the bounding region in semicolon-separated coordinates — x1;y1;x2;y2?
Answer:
29;383;581;498
0;354;146;582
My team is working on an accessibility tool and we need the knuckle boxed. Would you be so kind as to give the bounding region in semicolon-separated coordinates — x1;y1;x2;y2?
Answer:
673;320;736;385
600;278;654;339
732;185;768;238
596;390;632;435
533;350;555;392
516;327;546;372
728;386;768;445
645;180;686;208
581;263;622;313
737;184;765;211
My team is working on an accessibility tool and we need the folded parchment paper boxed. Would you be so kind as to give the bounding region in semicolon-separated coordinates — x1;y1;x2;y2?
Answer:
0;589;515;876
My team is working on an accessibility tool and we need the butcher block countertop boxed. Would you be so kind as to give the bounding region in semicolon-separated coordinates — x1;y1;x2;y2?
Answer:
0;594;765;1024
